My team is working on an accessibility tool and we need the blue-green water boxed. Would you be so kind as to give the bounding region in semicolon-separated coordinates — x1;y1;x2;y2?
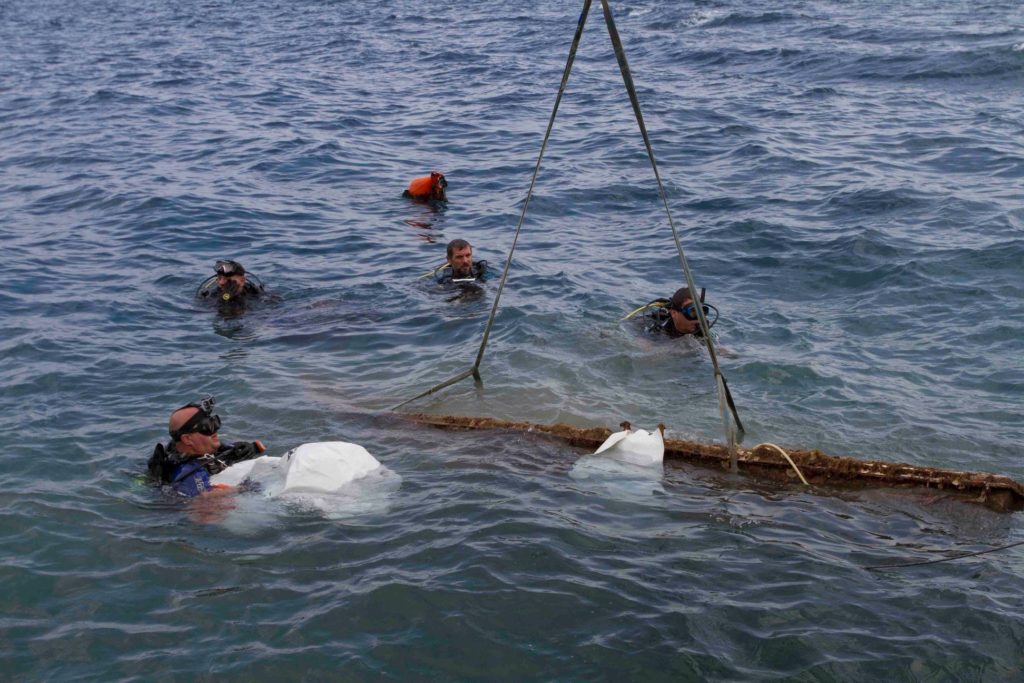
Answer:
2;0;1023;679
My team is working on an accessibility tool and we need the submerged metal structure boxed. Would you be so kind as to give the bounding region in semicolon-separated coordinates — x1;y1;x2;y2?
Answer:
402;413;1024;513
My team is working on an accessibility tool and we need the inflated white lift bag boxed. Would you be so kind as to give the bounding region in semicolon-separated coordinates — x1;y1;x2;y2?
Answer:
591;426;665;467
210;441;382;494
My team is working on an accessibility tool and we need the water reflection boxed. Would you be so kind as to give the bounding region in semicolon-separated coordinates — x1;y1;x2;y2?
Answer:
219;345;251;362
402;199;447;243
404;218;440;244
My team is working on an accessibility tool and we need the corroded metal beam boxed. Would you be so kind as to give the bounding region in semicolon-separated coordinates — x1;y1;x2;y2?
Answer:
399;413;1024;513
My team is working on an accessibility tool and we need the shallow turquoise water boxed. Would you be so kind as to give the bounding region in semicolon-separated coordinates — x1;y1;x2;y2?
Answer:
1;0;1023;679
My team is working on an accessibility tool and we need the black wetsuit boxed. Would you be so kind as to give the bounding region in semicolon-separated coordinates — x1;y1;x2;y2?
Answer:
148;441;263;497
195;279;264;317
435;260;489;285
198;281;263;303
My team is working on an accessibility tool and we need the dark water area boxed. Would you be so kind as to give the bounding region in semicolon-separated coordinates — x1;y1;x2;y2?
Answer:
2;0;1023;679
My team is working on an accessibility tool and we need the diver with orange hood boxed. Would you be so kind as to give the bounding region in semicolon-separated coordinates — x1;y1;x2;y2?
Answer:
403;171;448;202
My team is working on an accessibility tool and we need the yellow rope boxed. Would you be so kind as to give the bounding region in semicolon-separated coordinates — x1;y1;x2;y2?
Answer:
418;262;449;279
753;442;810;486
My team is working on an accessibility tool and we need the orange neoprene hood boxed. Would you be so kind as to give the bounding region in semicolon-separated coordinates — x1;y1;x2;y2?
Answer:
406;171;447;200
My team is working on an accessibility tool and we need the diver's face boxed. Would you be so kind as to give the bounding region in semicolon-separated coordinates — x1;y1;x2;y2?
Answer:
217;274;246;294
179;429;220;456
669;298;700;335
450;245;473;275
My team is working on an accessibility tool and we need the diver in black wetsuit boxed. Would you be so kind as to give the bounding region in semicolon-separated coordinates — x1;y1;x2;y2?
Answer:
432;239;488;285
195;259;265;310
662;287;704;337
625;287;718;337
147;396;265;497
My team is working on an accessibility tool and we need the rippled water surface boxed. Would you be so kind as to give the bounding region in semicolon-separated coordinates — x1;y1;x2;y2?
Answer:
2;0;1024;679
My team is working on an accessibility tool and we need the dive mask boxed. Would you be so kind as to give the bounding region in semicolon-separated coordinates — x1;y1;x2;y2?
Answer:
215;260;246;277
680;303;710;321
169;396;222;439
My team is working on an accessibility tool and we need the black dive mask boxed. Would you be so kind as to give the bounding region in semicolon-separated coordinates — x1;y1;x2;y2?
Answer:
169;396;221;440
680;303;710;321
215;260;245;277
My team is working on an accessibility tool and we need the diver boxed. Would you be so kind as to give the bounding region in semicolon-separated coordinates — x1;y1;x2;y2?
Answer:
403;171;448;202
427;239;489;285
623;287;718;337
147;396;266;497
195;259;265;309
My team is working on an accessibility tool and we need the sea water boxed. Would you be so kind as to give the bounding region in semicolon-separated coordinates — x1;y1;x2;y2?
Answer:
1;0;1023;679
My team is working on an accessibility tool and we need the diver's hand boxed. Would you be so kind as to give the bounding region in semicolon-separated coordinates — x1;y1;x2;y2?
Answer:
219;440;266;465
189;487;236;524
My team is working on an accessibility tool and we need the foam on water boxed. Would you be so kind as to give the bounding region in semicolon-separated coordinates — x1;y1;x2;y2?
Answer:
568;456;667;499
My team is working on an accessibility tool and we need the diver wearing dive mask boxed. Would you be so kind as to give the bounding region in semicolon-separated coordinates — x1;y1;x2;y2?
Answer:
665;287;705;337
195;259;265;307
147;396;266;497
623;286;718;338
